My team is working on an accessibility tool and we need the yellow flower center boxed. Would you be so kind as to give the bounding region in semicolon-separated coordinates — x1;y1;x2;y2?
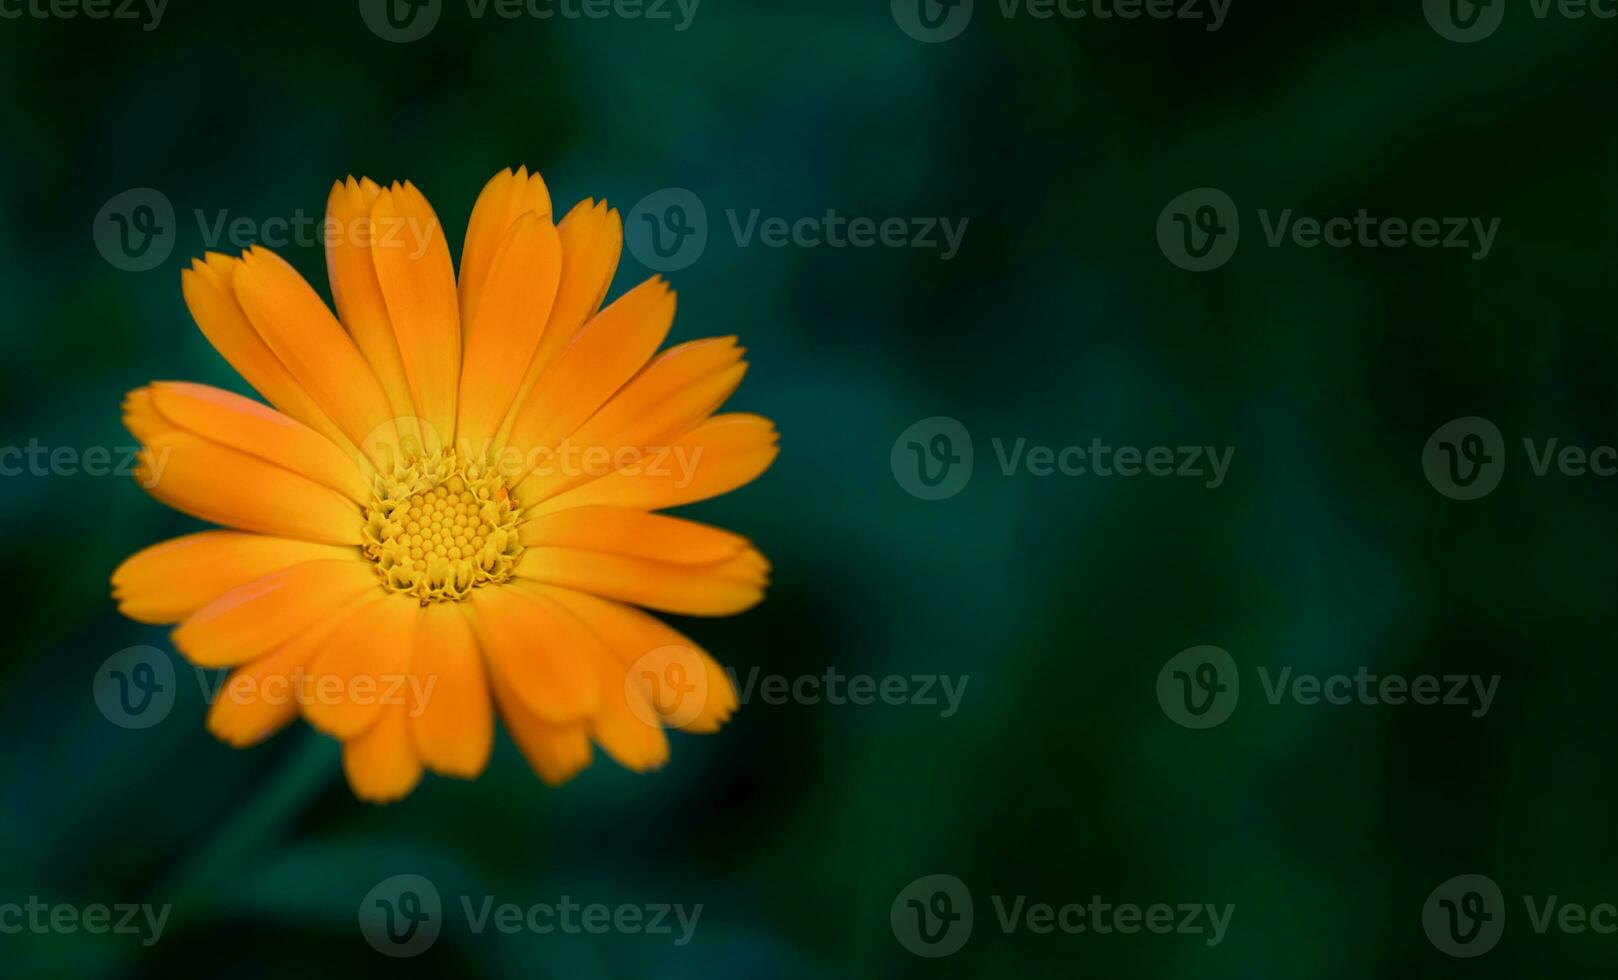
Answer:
360;449;523;604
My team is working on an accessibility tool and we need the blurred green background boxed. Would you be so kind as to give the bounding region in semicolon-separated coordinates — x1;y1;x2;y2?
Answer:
4;0;1618;975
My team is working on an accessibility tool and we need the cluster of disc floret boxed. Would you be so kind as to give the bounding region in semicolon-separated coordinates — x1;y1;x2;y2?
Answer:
361;449;524;604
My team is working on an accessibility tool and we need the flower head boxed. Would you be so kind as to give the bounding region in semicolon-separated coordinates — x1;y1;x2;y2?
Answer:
112;168;778;802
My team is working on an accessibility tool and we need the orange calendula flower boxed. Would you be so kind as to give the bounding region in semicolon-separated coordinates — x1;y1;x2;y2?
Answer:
111;168;778;802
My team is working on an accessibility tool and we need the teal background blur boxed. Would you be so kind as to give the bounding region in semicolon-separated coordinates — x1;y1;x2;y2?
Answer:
4;0;1618;975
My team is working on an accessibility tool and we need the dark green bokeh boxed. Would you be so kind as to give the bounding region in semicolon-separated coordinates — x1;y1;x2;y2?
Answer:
3;0;1617;975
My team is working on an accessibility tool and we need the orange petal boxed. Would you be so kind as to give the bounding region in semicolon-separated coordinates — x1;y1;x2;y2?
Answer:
504;277;675;458
206;607;351;747
146;382;372;503
232;246;401;464
584;336;740;424
458;167;552;332
121;387;168;444
326;176;424;453
455;211;562;453
534;595;667;772
113;531;355;624
408;602;493;779
181;254;356;453
588;655;670;772
547;199;622;350
537;585;738;733
135;432;363;546
514;545;768;617
172;559;380;668
512;346;746;503
528;413;779;516
371;181;460;450
485;643;594;787
466;586;598;724
343;701;424;803
303;593;421;740
518;507;751;565
496;198;622;443
501;582;666;776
